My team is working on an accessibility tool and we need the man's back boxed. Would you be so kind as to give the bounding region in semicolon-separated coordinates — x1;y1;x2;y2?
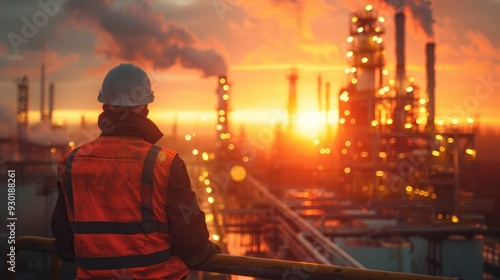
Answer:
58;136;188;279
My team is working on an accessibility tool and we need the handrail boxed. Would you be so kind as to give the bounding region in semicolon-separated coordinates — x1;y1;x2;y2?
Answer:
247;175;365;268
6;236;464;280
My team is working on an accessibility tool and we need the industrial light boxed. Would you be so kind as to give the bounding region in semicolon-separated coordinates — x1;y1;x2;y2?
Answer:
431;150;440;156
375;27;381;32
345;140;351;147
376;37;383;44
419;98;426;104
192;149;199;155
386;119;393;125
223;94;229;100
404;104;412;111
361;57;368;63
347;51;353;57
404;123;412;129
219;78;226;84
378;16;385;22
351;78;358;84
223;85;229;91
357;27;364;33
352;16;358;22
447;138;454;143
451;118;459;124
344;167;351;174
347;36;354;43
372;35;378;41
365;4;373;11
466;148;475;155
435;134;443;140
339;118;346;124
371;120;378;126
406;86;413;92
340;91;349;102
185;135;192;141
351;67;357;73
345;67;351;74
382;69;389;76
467;117;474;123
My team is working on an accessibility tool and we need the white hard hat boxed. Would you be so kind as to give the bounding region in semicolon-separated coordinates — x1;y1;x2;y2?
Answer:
98;63;155;106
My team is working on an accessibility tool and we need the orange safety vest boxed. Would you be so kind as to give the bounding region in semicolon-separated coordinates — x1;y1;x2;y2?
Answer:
59;137;189;279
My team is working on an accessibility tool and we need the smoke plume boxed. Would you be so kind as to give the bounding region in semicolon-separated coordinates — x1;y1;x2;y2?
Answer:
67;1;227;76
406;0;435;39
381;0;435;39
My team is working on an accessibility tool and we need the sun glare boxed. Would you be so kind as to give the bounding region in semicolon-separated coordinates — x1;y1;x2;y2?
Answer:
292;111;324;137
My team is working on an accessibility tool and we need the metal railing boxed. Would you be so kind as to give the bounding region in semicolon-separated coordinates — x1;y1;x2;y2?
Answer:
5;236;464;280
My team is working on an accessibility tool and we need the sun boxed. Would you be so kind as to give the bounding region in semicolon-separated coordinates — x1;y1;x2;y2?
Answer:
292;111;324;138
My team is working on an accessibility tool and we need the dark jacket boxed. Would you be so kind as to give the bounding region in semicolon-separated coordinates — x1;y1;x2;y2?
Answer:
51;107;220;272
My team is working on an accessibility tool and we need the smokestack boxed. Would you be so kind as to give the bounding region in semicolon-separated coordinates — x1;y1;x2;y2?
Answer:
80;114;87;130
40;64;45;121
325;82;330;122
395;12;406;95
317;75;322;112
325;82;331;140
48;82;54;122
425;42;436;132
287;68;298;132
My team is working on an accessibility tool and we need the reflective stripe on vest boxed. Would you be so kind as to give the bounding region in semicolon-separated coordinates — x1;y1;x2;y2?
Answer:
64;144;171;270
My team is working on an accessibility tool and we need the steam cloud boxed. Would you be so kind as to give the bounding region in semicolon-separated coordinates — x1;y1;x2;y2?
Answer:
67;1;227;76
382;0;435;39
406;0;435;38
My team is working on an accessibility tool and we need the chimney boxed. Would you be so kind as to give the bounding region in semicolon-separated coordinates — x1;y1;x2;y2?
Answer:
325;82;331;140
40;64;46;121
395;12;406;95
48;82;54;122
425;42;436;132
325;82;330;122
394;12;406;131
287;68;298;132
317;75;322;112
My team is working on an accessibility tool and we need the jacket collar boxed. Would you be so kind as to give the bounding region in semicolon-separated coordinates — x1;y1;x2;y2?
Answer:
97;105;164;144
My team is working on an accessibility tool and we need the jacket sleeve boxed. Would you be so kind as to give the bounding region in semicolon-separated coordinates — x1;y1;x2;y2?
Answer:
51;182;76;262
166;155;221;268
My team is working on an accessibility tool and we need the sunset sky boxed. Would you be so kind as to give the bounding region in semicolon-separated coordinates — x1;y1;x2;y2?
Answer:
0;0;499;138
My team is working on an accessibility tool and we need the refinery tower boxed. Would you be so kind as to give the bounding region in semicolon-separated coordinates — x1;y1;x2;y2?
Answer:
336;5;483;215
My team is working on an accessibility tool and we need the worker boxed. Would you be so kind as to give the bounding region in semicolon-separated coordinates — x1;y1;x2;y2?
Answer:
51;63;221;279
